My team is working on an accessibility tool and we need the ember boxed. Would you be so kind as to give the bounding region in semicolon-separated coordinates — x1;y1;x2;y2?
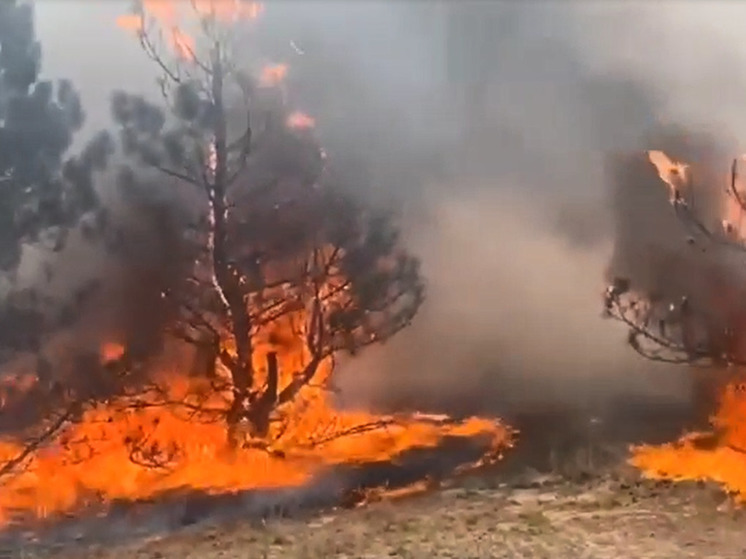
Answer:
286;111;316;130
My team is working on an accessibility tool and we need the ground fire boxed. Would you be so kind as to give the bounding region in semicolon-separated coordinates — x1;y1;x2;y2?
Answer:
0;332;512;526
0;0;513;529
606;148;746;500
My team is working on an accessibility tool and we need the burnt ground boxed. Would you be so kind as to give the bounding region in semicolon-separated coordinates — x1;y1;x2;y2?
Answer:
6;396;746;559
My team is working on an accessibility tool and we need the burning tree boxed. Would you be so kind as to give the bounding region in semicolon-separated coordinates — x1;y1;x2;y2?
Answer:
111;0;424;449
0;2;513;526
604;149;746;369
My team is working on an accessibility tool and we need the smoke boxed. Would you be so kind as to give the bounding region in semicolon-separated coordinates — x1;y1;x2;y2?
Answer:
31;2;746;419
318;3;746;415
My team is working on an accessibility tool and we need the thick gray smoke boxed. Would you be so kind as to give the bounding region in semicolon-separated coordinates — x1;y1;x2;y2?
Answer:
32;2;746;419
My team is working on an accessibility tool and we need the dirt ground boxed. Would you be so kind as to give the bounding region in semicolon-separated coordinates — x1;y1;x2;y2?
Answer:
13;461;746;559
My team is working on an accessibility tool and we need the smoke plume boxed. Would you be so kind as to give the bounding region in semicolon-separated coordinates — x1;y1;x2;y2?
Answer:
31;2;746;421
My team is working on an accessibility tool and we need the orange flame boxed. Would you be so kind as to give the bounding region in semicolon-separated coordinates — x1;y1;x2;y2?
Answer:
647;150;746;239
647;150;690;203
116;1;264;60
632;380;746;499
190;0;264;21
260;63;289;88
99;342;126;365
115;13;144;34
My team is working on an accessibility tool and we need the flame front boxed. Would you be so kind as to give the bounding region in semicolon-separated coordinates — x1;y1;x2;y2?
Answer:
632;380;746;498
0;308;513;525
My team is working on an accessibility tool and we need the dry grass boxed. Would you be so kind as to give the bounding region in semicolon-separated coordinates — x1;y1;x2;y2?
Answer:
15;464;746;559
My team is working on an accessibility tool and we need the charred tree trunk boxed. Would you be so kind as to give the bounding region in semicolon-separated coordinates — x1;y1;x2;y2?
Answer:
207;47;255;445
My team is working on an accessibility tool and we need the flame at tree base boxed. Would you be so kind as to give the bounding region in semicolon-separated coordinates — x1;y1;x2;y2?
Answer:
631;380;746;500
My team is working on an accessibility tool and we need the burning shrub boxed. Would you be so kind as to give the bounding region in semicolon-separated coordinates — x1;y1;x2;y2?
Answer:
605;149;746;368
109;0;426;447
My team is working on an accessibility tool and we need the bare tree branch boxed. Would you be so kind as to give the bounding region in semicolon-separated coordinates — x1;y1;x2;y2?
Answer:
148;160;202;186
138;26;183;86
